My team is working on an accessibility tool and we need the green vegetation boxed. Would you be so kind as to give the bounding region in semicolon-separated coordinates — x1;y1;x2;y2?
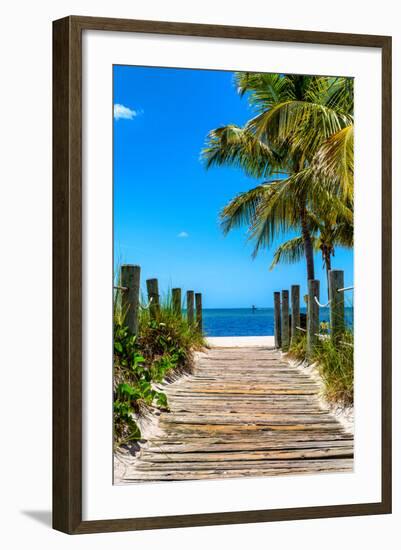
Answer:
288;327;353;407
113;290;205;447
202;72;354;405
202;73;354;287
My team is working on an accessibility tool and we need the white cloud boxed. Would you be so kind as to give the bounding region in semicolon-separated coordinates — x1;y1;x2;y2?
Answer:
177;231;189;238
113;103;137;120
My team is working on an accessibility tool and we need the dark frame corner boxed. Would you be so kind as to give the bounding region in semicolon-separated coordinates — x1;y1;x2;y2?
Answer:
53;15;392;534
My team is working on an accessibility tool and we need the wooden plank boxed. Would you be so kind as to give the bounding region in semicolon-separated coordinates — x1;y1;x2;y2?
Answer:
172;288;182;318
120;264;141;335
147;440;352;452
281;290;290;351
329;270;345;341
274;291;281;348
186;290;194;325
195;292;203;332
124;459;354;481
146;440;353;453
146;278;160;319
307;279;320;356
141;447;353;462
291;284;301;346
118;345;353;484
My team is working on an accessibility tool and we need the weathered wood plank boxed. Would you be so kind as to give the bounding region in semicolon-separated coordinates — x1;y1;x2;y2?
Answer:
141;447;353;462
291;284;301;345
172;288;182;318
120;264;140;335
146;278;160;319
118;345;353;483
281;289;290;351
124;459;353;481
146;440;353;453
195;292;203;332
274;291;281;348
329;269;345;341
186;290;194;325
307;279;320;356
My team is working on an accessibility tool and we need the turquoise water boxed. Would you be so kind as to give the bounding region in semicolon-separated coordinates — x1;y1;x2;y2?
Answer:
202;308;354;337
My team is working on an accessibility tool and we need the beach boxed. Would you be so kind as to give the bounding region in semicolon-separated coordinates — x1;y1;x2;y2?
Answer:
206;335;275;347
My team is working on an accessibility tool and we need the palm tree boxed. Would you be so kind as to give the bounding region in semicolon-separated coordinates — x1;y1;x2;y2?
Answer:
270;206;353;297
202;73;354;282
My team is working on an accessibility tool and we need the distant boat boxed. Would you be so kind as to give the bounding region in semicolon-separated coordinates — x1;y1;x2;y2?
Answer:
251;305;257;313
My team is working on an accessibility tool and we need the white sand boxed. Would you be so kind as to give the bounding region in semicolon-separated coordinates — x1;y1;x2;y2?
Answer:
206;335;275;348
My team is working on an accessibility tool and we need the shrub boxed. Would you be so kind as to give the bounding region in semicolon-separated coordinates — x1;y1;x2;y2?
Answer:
113;289;205;447
138;298;204;378
313;331;354;406
288;330;354;406
113;325;169;446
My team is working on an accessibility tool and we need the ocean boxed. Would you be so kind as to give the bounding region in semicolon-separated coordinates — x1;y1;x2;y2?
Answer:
202;308;354;337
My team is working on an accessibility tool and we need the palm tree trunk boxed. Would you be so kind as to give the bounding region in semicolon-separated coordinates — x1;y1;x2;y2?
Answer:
300;208;315;281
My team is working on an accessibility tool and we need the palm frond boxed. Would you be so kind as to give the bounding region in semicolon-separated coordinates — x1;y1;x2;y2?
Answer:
247;177;303;257
312;125;354;199
201;72;354;274
219;183;271;234
247;100;352;161
332;220;354;248
201;124;280;178
234;72;295;107
269;236;306;269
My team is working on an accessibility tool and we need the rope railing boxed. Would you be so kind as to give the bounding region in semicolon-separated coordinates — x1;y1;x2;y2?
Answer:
274;270;353;357
314;296;330;308
139;296;153;310
314;286;354;308
114;284;154;309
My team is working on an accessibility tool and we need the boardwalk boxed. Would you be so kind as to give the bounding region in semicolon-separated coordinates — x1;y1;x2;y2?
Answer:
121;345;353;482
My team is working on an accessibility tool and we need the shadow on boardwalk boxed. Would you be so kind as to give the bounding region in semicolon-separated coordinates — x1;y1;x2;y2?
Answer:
118;345;353;482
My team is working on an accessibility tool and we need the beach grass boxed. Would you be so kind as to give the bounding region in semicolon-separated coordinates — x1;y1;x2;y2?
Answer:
312;331;354;406
288;330;354;407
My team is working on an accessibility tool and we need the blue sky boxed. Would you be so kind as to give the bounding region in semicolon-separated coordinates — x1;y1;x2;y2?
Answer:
113;65;354;308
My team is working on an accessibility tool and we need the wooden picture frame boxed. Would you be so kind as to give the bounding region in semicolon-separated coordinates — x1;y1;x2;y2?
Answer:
53;15;392;534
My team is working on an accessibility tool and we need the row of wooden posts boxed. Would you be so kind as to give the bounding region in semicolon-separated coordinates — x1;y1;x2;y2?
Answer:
274;269;346;356
118;264;203;335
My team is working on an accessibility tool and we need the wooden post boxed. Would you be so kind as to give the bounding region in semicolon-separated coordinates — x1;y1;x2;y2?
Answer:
195;292;203;332
146;278;160;319
307;279;320;357
120;265;141;335
273;292;281;348
281;290;290;351
172;288;182;319
291;284;300;346
329;270;345;342
186;290;194;325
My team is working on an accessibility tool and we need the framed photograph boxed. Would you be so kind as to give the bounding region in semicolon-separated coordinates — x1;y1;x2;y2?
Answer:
53;16;392;534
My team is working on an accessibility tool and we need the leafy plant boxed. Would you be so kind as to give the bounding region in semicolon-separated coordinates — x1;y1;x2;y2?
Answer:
202;73;354;285
113;400;141;444
113;286;205;447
